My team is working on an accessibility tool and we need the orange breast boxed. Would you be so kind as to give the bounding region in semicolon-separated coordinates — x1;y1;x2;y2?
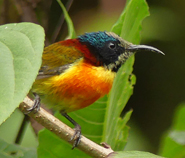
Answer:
33;59;115;112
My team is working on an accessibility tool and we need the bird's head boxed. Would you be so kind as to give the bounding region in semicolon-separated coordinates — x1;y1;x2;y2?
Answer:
78;31;164;72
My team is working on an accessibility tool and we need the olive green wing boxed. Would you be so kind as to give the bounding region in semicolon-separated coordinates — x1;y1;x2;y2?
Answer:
37;42;84;79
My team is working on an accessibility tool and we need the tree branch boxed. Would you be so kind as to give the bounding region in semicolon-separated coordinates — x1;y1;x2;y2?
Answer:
19;96;114;158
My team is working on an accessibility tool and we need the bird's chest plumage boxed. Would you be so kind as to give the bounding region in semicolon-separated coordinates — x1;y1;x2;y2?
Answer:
34;59;115;112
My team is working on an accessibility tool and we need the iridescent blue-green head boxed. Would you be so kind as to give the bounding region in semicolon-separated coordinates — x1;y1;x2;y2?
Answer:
78;31;164;72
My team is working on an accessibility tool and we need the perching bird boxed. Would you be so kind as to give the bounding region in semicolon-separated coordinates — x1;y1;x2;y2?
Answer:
29;31;164;148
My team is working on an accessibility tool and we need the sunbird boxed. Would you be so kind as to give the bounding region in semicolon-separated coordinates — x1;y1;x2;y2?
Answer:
29;31;164;148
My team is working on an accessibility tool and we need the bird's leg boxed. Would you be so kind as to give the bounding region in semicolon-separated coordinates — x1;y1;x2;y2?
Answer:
61;112;81;149
26;92;41;113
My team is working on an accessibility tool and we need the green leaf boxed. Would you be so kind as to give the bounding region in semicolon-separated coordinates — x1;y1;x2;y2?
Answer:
159;104;185;158
108;151;165;158
0;22;44;125
56;0;76;39
112;0;149;44
114;110;133;150
0;138;37;158
103;0;149;150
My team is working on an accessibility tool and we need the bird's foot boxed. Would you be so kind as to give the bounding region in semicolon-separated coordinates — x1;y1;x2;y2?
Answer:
61;112;82;149
25;93;41;114
70;124;81;149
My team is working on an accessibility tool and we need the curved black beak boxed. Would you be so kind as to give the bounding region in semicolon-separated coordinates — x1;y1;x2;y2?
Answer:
127;45;165;55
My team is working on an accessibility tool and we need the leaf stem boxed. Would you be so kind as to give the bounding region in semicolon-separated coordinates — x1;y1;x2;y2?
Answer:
51;0;74;42
15;115;29;144
56;0;76;39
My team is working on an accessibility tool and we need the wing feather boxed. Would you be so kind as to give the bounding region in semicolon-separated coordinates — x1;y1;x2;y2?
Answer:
37;41;84;79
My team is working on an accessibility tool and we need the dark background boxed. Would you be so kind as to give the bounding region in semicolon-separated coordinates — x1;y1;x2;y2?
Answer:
0;0;184;153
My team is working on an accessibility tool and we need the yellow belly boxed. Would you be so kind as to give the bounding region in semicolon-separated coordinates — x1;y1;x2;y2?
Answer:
32;59;115;112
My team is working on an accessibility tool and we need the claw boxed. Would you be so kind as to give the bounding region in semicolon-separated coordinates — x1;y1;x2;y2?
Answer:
25;93;41;114
61;112;82;149
71;124;81;149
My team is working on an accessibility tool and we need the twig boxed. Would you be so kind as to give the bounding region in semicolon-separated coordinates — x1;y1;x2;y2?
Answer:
19;96;114;158
15;114;30;144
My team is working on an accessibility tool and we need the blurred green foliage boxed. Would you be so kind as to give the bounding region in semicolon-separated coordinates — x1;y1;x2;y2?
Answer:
0;138;37;158
159;104;185;158
0;0;185;157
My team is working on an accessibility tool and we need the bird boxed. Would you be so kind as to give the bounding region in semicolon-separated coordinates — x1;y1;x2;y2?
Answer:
28;31;164;149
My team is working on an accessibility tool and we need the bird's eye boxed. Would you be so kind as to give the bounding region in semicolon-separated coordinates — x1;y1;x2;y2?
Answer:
108;42;116;50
